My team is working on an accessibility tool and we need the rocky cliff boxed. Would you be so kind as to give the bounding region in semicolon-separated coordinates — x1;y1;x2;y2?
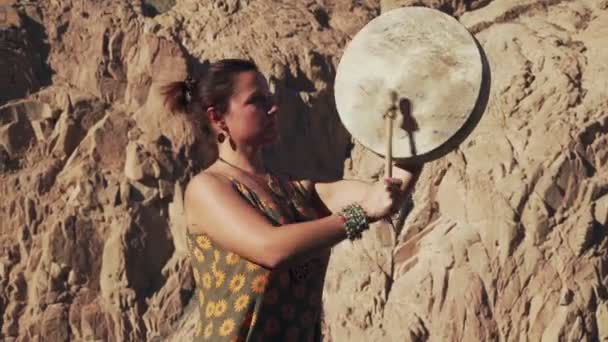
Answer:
1;0;607;341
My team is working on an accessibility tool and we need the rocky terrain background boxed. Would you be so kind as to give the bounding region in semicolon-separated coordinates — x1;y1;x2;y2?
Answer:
1;0;607;341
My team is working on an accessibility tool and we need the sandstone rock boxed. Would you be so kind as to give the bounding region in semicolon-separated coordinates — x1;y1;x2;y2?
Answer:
124;141;156;181
158;179;173;199
129;180;159;205
381;0;492;16
595;194;608;225
0;100;53;158
56;109;130;186
99;226;129;304
79;298;110;341
68;290;106;341
0;0;51;105
560;287;574;306
2;0;608;341
324;1;608;341
168;182;188;255
40;303;69;341
0;1;20;28
597;301;608;341
142;255;194;340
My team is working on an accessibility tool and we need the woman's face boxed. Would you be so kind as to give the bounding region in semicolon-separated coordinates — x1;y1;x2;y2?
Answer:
222;70;279;147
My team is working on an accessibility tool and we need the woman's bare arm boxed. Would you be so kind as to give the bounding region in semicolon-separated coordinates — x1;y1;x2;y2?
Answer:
185;173;350;269
313;163;420;213
314;179;371;213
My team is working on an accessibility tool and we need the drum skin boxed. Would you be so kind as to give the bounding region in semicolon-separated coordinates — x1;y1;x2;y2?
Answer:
334;7;483;161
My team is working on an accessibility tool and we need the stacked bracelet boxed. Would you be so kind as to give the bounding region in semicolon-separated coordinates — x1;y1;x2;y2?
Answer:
338;203;370;240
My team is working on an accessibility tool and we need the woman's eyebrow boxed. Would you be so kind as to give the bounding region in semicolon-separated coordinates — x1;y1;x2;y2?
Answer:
245;91;262;101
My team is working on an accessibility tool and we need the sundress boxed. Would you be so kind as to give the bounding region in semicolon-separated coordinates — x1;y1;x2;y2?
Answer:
186;173;331;341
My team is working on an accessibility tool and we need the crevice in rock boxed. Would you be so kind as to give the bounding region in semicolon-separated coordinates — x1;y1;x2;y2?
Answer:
437;267;451;313
0;9;52;106
312;7;330;29
468;0;567;34
383;254;396;306
141;0;176;18
124;205;175;313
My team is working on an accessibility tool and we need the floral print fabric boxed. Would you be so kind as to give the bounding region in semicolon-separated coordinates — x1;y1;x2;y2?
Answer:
187;174;330;341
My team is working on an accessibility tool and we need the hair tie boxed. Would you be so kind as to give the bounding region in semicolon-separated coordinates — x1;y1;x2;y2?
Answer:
183;75;196;103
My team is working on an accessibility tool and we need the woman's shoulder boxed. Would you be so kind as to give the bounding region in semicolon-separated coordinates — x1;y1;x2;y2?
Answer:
183;170;254;235
185;169;235;201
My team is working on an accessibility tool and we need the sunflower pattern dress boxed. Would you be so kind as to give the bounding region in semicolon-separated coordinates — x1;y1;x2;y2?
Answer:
186;174;331;341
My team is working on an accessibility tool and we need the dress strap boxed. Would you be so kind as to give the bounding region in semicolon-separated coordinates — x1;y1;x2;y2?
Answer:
215;173;266;208
217;173;291;225
214;172;313;225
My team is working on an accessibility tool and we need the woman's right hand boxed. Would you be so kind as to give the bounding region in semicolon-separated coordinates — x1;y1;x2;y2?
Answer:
359;177;407;222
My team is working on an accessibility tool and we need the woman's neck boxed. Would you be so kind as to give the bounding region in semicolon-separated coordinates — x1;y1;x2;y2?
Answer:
217;144;267;176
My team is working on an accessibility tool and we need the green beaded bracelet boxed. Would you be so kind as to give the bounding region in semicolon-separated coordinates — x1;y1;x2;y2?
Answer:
338;203;370;240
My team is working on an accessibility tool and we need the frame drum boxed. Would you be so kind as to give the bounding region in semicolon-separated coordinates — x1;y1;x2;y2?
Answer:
334;7;484;162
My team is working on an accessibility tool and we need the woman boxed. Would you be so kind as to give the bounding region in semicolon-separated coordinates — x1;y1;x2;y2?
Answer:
163;59;421;341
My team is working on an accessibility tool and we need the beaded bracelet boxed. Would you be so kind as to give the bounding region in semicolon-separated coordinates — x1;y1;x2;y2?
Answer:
338;203;370;240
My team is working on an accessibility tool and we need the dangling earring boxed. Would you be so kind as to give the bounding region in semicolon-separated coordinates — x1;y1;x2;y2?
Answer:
217;132;226;143
229;137;237;151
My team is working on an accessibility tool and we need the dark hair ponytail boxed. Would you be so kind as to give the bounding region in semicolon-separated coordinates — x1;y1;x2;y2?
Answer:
161;59;258;116
161;76;199;114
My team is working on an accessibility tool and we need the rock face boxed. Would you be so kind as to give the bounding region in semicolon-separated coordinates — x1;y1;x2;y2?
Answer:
1;0;607;341
0;0;52;106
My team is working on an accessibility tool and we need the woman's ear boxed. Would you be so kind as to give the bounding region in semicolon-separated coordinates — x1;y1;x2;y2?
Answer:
206;106;220;124
207;106;228;132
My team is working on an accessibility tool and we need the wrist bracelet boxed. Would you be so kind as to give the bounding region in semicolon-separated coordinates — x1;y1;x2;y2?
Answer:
338;203;370;240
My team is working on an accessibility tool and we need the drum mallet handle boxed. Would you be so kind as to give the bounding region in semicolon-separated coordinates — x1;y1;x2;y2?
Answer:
384;91;414;236
383;92;399;238
384;91;398;178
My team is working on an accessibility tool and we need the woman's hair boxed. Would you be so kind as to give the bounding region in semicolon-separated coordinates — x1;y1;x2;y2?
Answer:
162;58;259;116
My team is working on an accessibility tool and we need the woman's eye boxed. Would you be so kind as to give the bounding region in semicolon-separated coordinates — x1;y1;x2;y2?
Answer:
248;96;262;104
247;94;275;109
252;96;270;105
